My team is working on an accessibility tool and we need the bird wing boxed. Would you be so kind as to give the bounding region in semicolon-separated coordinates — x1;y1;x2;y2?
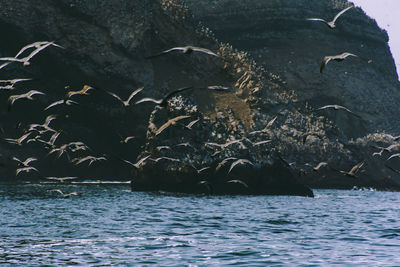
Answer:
253;140;272;146
320;56;332;73
341;52;357;59
266;116;277;128
135;97;162;105
227;179;249;188
162;86;194;104
191;47;220;57
186;118;200;129
14;41;47;58
107;91;123;103
145;47;182;59
332;6;353;24
349;161;365;175
387;153;400;161
306;18;329;24
24;157;37;166
134;155;151;169
44;100;63;110
28;90;46;97
313;161;328;171
18;132;33;144
126;87;145;104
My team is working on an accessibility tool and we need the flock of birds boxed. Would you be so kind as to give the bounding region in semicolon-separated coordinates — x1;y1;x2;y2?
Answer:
0;3;394;195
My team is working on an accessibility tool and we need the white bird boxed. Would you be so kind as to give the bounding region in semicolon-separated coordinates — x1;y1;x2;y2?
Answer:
106;87;144;107
306;6;353;29
16;166;39;176
4;132;34;145
12;156;37;167
320;52;357;73
120;155;151;169
8;90;46;111
44;99;78;111
50;189;81;198
72;155;107;166
64;85;94;101
155;115;191;136
249;116;277;135
0;41;63;66
317;104;361;118
45;176;79;183
145;46;219;59
228;159;254;174
0;78;32;90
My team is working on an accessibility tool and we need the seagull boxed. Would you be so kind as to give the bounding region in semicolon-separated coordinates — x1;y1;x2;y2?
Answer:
387;153;400;161
27;114;57;134
316;104;361;118
155;115;191;136
44;176;79;183
120;155;151;169
16;166;39;176
72;155;107;166
226;179;249;188
8;90;46;111
64;85;94;101
34;130;62;147
44;99;78;111
320;52;357;73
145;46;219;59
135;86;193;107
50;189;81;198
336;161;365;178
68;141;91;153
106;87;144;107
306;5;353;29
0;78;32;90
0;41;63;66
205;139;243;149
149;156;181;163
12;156;37;167
4;132;34;145
249;116;277;135
216;157;237;172
120;136;136;144
47;144;70;160
228;159;254;174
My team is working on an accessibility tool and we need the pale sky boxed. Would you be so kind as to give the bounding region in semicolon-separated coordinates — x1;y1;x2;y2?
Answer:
351;0;400;80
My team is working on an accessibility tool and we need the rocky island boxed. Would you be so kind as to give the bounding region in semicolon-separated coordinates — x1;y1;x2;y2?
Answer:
0;0;399;196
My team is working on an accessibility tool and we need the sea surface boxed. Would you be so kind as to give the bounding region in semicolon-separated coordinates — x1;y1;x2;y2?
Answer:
1;182;400;266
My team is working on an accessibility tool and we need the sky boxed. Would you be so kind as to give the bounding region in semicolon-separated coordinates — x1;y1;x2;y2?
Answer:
351;0;400;80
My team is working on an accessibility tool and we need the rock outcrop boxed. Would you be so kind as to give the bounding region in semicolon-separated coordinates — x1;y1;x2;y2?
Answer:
0;0;399;194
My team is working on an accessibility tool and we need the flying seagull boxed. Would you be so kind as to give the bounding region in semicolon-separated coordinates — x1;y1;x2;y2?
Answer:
8;90;46;111
135;86;193;107
249;116;277;135
50;189;81;198
120;155;151;169
64;85;94;101
12;156;37;167
4;132;34;145
145;46;219;59
307;5;353;29
0;41;63;66
228;159;254;174
44;99;78;111
16;166;39;176
72;155;107;166
106;86;144;107
317;104;361;118
155;115;191;136
335;161;365;178
44;176;79;183
0;78;32;90
320;52;357;73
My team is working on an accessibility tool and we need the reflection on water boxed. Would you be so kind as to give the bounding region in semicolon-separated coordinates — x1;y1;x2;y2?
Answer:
1;183;400;265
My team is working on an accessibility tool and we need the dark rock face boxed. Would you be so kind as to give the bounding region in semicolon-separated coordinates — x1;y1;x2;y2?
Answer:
185;0;400;136
0;0;399;194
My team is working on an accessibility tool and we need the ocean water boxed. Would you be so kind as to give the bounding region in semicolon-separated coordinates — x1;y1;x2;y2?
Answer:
1;183;400;266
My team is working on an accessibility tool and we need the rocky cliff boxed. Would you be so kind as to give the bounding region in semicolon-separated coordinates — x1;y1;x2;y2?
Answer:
0;0;399;194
